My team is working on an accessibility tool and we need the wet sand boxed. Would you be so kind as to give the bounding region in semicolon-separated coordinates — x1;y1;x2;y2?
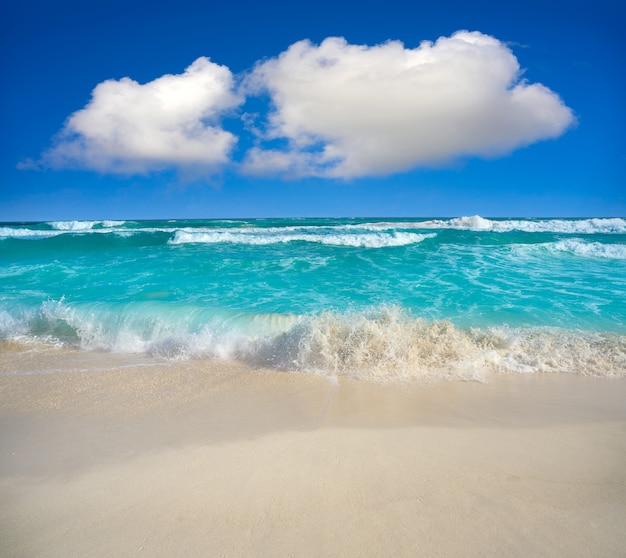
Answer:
1;347;625;557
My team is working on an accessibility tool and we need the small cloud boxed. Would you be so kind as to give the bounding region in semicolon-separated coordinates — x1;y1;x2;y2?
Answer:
241;146;341;178
16;157;41;170
243;31;576;178
505;40;530;49
40;57;243;174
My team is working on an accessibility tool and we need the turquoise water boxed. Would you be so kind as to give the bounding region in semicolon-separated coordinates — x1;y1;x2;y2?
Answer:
1;216;625;380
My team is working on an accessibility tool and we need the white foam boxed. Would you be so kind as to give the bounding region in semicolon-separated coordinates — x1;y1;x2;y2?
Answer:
49;220;99;231
512;239;626;260
395;216;626;234
6;302;624;381
449;215;494;230
549;239;626;259
1;222;141;240
47;220;126;231
168;230;436;248
0;227;63;239
5;217;625;242
249;310;626;380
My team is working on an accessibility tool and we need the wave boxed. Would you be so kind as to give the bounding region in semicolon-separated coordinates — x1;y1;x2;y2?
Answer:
50;220;99;231
511;239;626;260
0;227;64;239
2;302;624;381
168;230;436;248
48;220;126;231
0;223;142;241
3;217;624;242
372;216;626;234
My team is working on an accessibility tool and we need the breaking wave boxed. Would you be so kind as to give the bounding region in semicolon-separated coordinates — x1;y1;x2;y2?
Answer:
0;221;129;240
2;302;624;382
169;230;436;248
0;227;63;239
2;217;625;244
376;216;626;234
49;220;126;231
511;239;626;260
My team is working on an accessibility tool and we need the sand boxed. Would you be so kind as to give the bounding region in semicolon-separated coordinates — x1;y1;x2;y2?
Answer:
1;347;625;557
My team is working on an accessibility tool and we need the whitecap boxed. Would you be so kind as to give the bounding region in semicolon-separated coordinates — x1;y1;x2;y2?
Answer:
390;216;626;234
168;229;436;248
49;220;99;231
512;239;626;260
0;227;63;239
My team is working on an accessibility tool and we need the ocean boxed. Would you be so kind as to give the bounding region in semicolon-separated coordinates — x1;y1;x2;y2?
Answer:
1;216;625;381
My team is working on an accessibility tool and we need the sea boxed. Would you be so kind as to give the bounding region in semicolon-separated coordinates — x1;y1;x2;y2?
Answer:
1;216;625;382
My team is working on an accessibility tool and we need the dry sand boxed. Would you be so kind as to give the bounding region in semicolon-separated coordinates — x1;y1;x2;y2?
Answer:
1;347;625;557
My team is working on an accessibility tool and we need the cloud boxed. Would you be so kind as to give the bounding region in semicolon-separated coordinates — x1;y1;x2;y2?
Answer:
31;31;576;180
242;31;576;178
42;57;242;174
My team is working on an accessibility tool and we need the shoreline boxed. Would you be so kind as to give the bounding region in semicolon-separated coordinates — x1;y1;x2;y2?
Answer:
1;351;625;556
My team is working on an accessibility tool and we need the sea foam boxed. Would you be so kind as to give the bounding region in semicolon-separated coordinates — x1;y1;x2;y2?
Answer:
0;227;63;239
511;239;626;260
393;216;626;234
3;302;624;381
169;230;436;248
48;220;126;231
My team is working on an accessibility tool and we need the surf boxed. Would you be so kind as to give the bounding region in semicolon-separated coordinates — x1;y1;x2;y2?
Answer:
2;216;624;382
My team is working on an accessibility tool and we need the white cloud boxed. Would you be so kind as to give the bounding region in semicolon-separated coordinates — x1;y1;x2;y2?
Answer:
43;57;242;173
242;31;576;178
34;31;576;180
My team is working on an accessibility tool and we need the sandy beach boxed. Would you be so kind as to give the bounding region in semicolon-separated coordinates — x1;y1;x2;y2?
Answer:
1;346;625;557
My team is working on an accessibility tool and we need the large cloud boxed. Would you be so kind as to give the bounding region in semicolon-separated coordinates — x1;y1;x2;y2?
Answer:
242;31;576;178
43;57;242;173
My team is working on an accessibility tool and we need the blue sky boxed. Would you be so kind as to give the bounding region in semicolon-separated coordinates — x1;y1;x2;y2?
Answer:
1;0;624;220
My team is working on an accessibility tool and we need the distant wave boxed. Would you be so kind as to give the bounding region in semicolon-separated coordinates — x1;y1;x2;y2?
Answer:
168;230;436;248
0;227;63;239
2;217;624;241
49;220;126;231
49;220;99;231
0;222;131;239
367;216;626;234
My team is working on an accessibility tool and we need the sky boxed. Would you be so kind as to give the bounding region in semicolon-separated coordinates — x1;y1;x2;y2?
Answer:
1;0;624;220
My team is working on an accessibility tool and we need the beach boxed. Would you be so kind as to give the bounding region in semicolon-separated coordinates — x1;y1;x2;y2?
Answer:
2;346;625;557
2;217;625;555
